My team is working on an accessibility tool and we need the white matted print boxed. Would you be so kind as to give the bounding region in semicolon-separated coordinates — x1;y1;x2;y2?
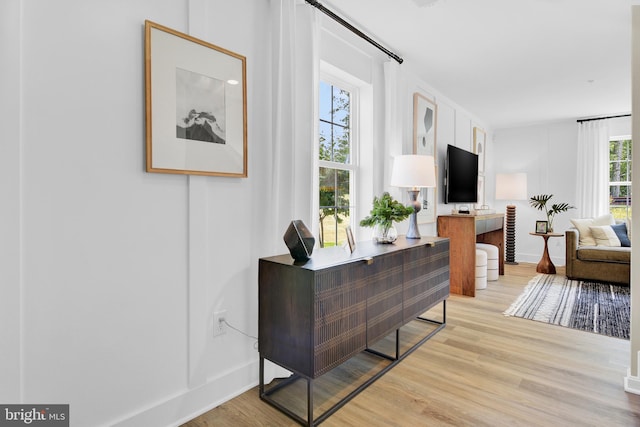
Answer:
413;93;437;157
145;20;247;177
416;166;437;224
476;175;485;209
473;127;486;175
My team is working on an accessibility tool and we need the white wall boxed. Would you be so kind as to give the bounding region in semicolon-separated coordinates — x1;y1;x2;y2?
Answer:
0;1;494;426
493;116;631;265
1;1;271;426
0;0;22;404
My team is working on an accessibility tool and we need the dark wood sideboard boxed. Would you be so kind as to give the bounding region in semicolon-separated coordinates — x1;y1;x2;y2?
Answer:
258;236;450;426
437;213;504;297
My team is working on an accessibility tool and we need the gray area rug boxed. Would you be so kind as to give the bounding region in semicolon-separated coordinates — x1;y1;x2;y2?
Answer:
503;274;630;339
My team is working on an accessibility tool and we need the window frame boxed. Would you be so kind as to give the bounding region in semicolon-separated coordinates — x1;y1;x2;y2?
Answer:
608;135;632;220
316;74;359;248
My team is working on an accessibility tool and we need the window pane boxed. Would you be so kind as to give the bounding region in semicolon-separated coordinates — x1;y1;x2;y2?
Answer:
319;207;336;247
610;161;623;182
609;137;632;222
319;81;332;121
319;167;335;198
319;81;351;164
331;125;350;163
336;169;350;208
610;184;631;199
319;121;332;161
318;167;351;247
332;89;350;126
610;140;623;161
318;78;355;248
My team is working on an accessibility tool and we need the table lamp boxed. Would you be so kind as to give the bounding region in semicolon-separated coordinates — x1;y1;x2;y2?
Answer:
390;155;436;239
495;172;528;264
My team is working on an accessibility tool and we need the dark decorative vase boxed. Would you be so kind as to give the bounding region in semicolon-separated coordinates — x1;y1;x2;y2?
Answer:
283;220;315;261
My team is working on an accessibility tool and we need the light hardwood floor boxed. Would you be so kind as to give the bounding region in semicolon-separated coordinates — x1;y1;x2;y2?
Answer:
183;263;640;426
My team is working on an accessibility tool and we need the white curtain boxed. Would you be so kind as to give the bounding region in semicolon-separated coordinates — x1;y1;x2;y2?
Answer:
383;61;403;199
269;0;319;244
576;120;610;218
266;0;319;382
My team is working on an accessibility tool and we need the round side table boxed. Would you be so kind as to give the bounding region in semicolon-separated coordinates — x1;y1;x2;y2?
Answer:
529;232;563;274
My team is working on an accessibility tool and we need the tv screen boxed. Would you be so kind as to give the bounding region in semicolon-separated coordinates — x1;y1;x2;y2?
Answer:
445;144;478;204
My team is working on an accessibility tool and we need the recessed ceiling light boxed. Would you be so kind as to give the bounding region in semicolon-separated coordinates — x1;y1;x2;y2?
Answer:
227;79;239;85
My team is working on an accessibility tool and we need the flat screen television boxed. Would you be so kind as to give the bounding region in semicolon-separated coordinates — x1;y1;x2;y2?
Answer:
444;144;478;204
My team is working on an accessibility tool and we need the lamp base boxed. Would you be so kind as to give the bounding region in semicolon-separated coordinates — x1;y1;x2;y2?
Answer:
505;204;517;264
406;189;421;239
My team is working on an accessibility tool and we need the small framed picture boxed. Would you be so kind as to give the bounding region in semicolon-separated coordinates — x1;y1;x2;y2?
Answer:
535;221;548;234
346;226;356;254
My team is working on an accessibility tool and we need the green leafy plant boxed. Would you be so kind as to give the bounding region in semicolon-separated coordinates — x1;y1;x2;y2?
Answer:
529;194;575;232
360;192;414;232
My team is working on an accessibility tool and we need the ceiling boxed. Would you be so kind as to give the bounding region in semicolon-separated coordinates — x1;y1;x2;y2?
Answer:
320;0;631;130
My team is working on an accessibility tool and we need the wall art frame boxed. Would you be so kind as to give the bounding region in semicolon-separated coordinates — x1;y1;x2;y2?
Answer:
413;92;437;158
413;93;437;224
145;20;247;177
473;126;486;175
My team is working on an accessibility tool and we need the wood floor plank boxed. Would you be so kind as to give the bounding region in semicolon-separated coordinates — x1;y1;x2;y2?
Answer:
182;263;640;426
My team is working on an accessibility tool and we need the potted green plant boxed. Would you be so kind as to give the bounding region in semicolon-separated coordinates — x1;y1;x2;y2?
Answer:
360;192;414;243
529;194;575;232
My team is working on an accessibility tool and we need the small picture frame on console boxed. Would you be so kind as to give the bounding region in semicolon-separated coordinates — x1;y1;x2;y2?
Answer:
346;226;356;253
535;220;548;234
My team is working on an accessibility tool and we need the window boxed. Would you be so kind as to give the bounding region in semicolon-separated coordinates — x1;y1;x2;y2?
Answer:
318;80;356;247
609;137;632;221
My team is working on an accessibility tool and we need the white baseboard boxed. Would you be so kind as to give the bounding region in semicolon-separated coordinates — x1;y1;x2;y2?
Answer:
110;360;259;427
625;368;640;395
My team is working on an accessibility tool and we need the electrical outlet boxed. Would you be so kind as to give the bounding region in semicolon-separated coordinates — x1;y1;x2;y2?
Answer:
214;310;227;336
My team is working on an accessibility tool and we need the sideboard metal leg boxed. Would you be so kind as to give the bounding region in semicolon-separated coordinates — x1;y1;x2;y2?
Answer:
307;378;313;426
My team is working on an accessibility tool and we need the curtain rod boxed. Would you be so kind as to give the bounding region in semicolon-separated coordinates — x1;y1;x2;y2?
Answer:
304;0;404;64
577;113;631;123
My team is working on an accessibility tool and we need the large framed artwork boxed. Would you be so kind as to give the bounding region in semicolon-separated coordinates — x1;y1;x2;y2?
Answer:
413;93;437;157
413;93;437;224
473;126;486;175
145;20;247;177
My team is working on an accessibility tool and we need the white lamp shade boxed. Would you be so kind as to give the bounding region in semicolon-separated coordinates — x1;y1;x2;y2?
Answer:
390;155;436;188
495;173;528;200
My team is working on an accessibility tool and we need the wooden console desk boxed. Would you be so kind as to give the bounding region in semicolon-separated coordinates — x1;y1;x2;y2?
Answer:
437;214;504;297
258;236;449;426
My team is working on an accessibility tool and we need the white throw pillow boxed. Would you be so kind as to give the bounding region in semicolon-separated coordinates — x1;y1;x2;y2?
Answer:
570;214;615;246
589;225;621;247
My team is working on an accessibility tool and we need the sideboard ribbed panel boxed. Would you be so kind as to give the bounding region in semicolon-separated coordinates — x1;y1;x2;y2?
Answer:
313;266;367;376
403;241;450;322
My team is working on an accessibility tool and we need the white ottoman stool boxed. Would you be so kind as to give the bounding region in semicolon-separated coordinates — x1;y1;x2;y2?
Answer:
475;249;487;290
476;243;499;281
